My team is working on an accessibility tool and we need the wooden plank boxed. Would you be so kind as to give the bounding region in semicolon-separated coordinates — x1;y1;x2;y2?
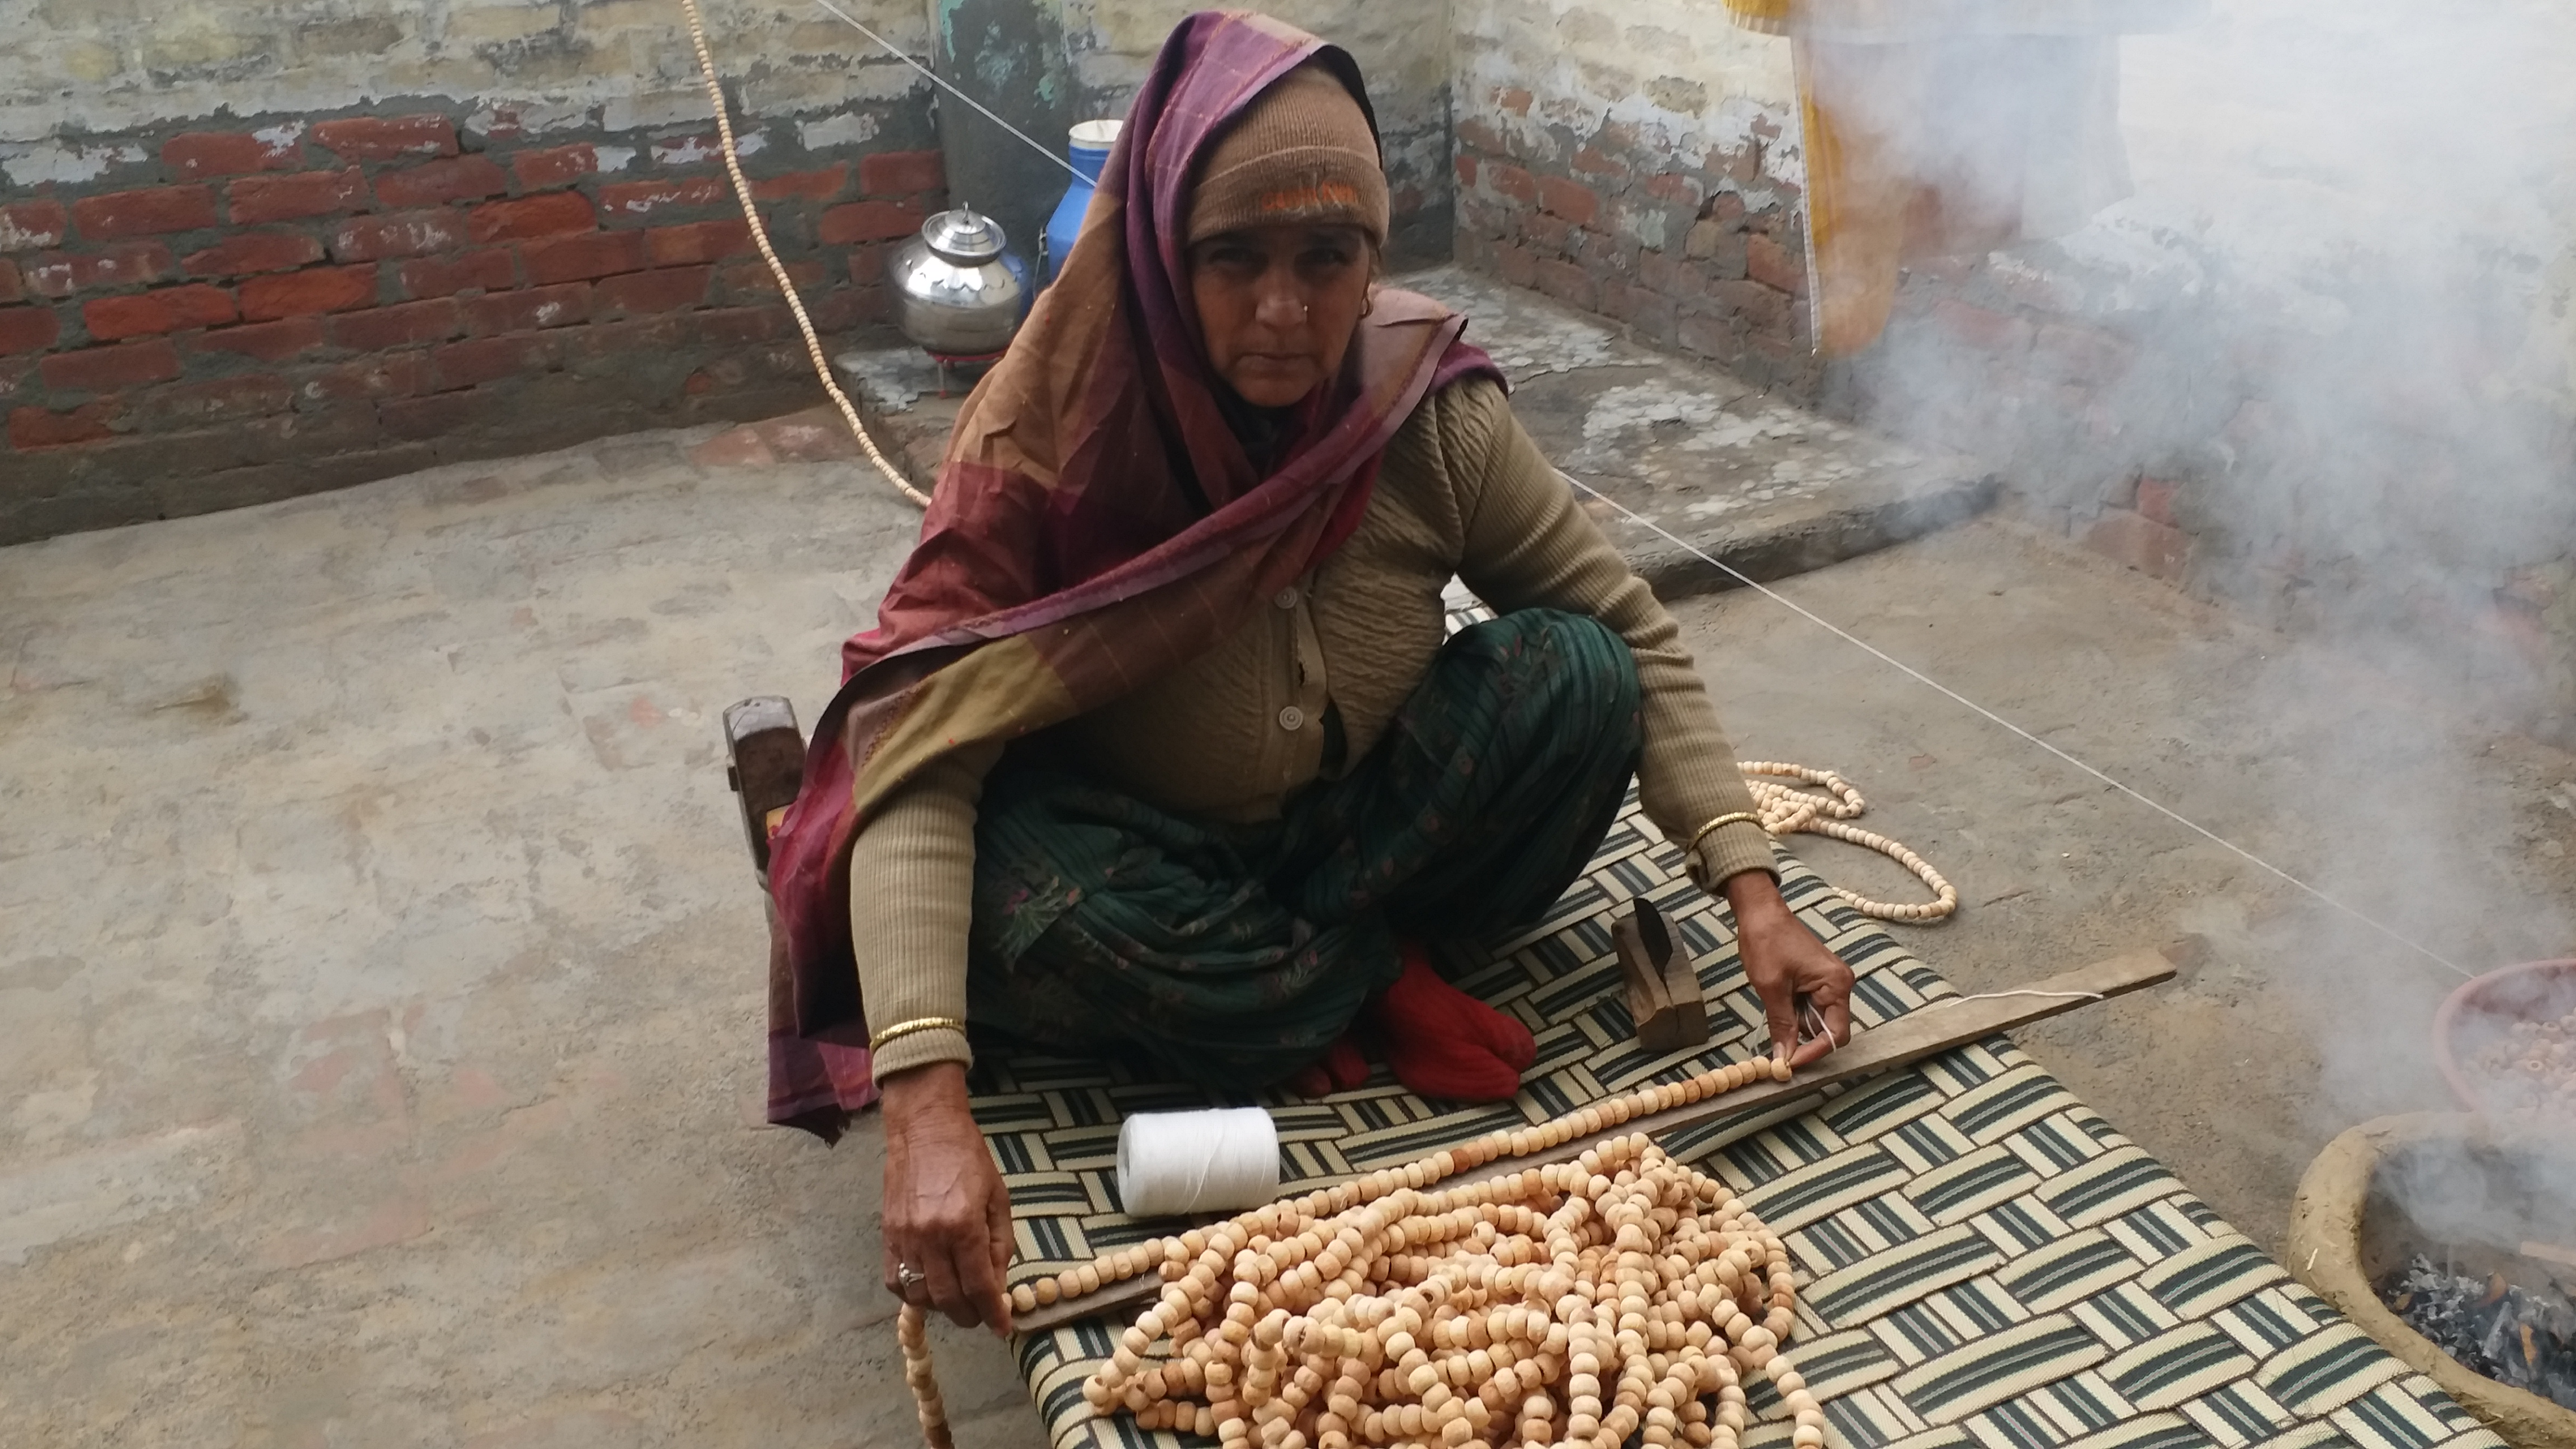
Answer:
1011;948;2176;1332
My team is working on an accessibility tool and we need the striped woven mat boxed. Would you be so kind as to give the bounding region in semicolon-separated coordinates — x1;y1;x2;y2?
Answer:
967;598;2500;1449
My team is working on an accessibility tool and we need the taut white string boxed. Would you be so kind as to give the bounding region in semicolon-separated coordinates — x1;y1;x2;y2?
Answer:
1559;468;2474;981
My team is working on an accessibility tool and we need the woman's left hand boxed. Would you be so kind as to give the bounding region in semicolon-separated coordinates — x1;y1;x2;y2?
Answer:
1721;871;1855;1067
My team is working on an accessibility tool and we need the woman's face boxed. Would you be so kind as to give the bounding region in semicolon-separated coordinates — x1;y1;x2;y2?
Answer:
1186;224;1373;409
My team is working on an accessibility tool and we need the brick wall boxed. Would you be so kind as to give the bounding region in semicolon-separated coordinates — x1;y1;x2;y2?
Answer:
0;101;940;544
1450;0;1816;395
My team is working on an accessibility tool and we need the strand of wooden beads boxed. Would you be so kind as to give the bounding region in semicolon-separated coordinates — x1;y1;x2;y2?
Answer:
896;1301;955;1449
1738;761;1957;924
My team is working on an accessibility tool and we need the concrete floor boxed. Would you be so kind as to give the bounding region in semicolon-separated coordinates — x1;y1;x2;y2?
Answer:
6;422;2574;1444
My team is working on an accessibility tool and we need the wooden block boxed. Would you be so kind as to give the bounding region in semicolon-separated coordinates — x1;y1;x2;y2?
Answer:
1616;899;1710;1053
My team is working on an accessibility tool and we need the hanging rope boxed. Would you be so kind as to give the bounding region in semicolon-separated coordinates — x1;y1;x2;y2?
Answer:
678;0;932;509
1737;761;1957;923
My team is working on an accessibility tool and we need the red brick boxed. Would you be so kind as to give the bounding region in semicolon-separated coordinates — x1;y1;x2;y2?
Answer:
70;186;219;240
1744;232;1804;296
1572;146;1629;181
1677;312;1742;363
182;231;324;277
140;373;295;424
1493;241;1536;289
0;259;16;305
847;244;886;286
0;306;61;354
328;297;465;351
299;352;434;403
693;305;791;348
191;316;327;361
595;265;710;316
469;192;597;243
1532;259;1597;311
1712;279;1793;335
518;231;646;285
2032;323;2134;385
0;201;69;252
2134;477;2182;528
1497;87;1533;115
312;113;458;162
817;200;923;244
721;257;823;302
1522;211;1574;253
1644;173;1703;207
859;149;944;196
238;266;377;321
9;398;123;448
396;249;518;299
330;210;470;262
646;220;753;267
432;332;556;390
229;169;369;224
1483;164;1537;207
649;133;721;167
373;155;509;211
596;177;727;220
751;163;847;202
1537;177;1599;229
2085;508;2189;583
163;130;301;179
378;392;474;439
1930;299;2031;354
40;339;182;392
463;282;588;335
83;284;239;340
21;243;178;297
508;144;597;191
1454;155;1479;188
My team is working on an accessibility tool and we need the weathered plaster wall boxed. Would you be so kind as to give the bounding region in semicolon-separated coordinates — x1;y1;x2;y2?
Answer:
1060;0;1456;261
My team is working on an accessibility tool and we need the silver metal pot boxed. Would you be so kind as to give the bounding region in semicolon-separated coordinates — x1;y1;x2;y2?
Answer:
890;208;1031;360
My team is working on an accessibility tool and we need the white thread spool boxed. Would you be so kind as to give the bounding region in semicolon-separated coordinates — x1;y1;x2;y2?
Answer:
1116;1107;1281;1218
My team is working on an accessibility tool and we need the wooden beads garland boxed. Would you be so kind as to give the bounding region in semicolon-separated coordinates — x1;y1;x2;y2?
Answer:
1738;762;1957;925
907;1052;1821;1449
1072;1129;1819;1449
897;1301;956;1449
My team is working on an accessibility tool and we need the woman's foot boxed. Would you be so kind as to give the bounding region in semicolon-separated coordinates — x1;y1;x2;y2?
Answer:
1284;1034;1371;1098
1363;943;1535;1101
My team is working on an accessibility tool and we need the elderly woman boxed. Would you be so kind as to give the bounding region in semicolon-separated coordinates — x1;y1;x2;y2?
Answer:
763;12;1856;1334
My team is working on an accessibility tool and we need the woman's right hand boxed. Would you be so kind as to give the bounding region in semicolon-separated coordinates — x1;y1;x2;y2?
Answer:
879;1061;1016;1334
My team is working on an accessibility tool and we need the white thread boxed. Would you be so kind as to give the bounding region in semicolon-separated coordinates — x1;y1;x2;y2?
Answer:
1116;1107;1282;1217
809;0;1084;181
1557;468;2474;981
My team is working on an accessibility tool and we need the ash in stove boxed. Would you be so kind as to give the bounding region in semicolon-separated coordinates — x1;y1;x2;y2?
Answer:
2382;1254;2576;1409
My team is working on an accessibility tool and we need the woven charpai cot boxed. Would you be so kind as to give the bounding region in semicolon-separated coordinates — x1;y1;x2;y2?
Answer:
973;816;2506;1449
965;593;2503;1449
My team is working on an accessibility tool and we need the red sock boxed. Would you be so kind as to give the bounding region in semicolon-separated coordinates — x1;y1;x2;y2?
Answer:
1363;944;1532;1102
1284;1034;1371;1097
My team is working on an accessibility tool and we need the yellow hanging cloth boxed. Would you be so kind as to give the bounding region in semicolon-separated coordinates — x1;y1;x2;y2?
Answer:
1722;0;2202;356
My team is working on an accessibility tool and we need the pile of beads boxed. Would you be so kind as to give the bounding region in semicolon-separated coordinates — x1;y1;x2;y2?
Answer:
1739;761;1956;924
1069;1126;1824;1449
888;1052;1823;1448
2469;1002;2576;1117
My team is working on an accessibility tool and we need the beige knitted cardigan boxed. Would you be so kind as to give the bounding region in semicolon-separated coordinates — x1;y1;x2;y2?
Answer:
851;377;1774;1077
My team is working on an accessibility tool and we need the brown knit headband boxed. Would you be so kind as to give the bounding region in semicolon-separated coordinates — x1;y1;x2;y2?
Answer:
1186;63;1391;246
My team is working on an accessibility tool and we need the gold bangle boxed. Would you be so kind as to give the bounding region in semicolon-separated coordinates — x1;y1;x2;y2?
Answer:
1685;811;1766;859
868;1015;969;1053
